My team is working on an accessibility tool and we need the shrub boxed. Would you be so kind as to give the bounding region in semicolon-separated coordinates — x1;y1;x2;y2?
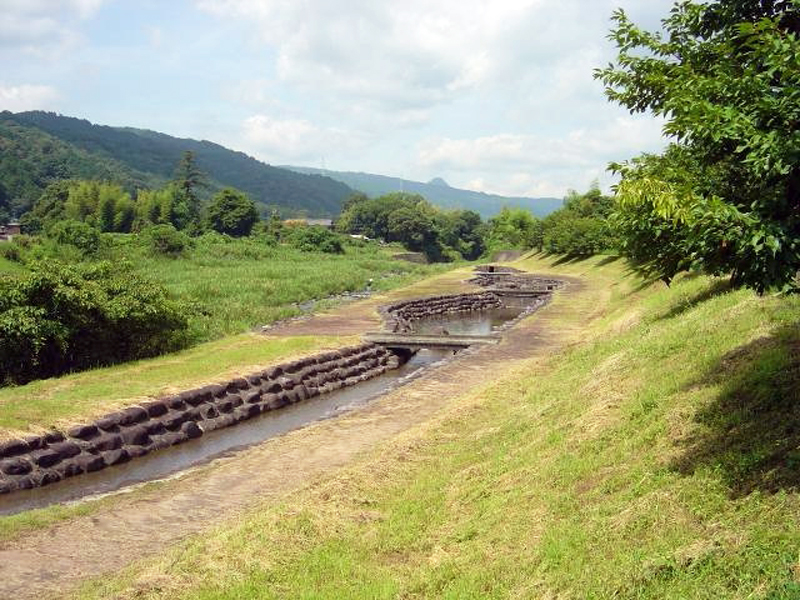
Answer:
205;188;259;237
0;261;189;384
47;219;102;255
287;226;344;254
145;224;191;257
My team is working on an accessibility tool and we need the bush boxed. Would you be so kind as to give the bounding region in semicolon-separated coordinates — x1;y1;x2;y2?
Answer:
0;261;190;384
47;219;102;255
145;224;191;257
543;217;611;256
205;188;259;237
287;226;344;254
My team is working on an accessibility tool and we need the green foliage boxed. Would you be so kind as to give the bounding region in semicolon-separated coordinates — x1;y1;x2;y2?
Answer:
596;1;800;292
539;186;615;256
337;192;483;261
172;151;207;228
286;226;344;254
205;188;260;237
0;261;188;384
0;113;160;217
46;219;102;255
145;224;191;257
134;183;192;231
2;111;352;217
24;180;135;234
542;216;611;256
486;207;540;250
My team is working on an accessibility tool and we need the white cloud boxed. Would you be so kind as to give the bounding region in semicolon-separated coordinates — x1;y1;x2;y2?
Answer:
0;0;106;56
196;0;561;120
0;83;59;111
417;115;667;197
240;114;369;163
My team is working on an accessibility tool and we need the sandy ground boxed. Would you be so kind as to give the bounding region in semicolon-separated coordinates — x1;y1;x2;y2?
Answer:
0;268;593;599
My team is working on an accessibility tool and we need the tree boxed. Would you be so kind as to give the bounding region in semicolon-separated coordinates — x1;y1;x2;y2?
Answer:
487;207;539;250
172;151;208;228
596;1;800;292
205;188;259;237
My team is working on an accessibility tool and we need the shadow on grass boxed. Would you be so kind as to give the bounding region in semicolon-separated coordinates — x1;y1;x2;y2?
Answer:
657;278;733;321
671;322;800;497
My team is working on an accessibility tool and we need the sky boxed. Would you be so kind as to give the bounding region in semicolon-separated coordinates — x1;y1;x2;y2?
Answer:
0;0;675;199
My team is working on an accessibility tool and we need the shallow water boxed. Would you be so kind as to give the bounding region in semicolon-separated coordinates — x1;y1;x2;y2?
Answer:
409;306;528;336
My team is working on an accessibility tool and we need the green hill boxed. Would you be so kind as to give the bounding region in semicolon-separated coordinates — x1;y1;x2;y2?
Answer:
285;166;564;218
0;111;354;218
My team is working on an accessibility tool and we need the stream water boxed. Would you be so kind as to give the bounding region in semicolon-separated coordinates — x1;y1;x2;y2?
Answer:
0;305;531;516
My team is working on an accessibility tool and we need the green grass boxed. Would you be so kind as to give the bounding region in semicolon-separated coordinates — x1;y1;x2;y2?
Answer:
73;254;800;599
0;333;355;437
0;234;451;344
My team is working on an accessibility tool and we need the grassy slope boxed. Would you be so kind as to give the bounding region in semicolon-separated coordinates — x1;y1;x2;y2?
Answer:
75;254;800;599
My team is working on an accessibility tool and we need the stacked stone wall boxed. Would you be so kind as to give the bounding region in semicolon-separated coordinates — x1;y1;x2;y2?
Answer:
385;292;503;333
0;343;400;496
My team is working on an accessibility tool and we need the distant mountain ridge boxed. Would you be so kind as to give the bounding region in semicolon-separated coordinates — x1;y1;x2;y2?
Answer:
0;111;352;217
0;110;562;220
284;166;563;218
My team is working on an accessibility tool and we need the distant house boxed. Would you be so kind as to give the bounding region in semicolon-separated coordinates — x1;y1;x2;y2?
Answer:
283;218;333;229
0;221;20;242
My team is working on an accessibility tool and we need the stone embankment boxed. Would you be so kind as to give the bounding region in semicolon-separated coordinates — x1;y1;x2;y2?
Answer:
0;343;400;496
385;291;504;333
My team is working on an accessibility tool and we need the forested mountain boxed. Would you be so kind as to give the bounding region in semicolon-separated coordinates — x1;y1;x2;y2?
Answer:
0;111;353;217
285;166;563;218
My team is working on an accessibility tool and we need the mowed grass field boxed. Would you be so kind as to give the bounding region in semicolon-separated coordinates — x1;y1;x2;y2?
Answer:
72;254;800;599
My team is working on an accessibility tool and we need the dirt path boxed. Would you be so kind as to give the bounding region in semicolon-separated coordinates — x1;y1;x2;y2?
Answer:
0;270;594;599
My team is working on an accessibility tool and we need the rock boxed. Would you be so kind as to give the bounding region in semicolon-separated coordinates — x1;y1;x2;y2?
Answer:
226;378;249;393
143;420;167;436
23;436;44;451
260;381;282;395
95;413;123;431
67;423;99;440
30;448;62;469
242;390;261;404
121;426;150;446
180;389;210;407
44;430;66;444
213;414;236;430
75;454;106;473
34;470;62;487
0;439;29;459
199;404;218;419
126;445;150;459
92;433;123;452
204;383;228;398
166;396;186;411
49;441;81;459
162;412;190;431
180;421;203;439
0;457;32;476
142;400;168;418
119;406;147;427
102;448;130;466
0;479;16;494
246;374;263;386
263;366;283;379
55;460;85;479
215;398;234;414
233;404;259;422
15;476;35;490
